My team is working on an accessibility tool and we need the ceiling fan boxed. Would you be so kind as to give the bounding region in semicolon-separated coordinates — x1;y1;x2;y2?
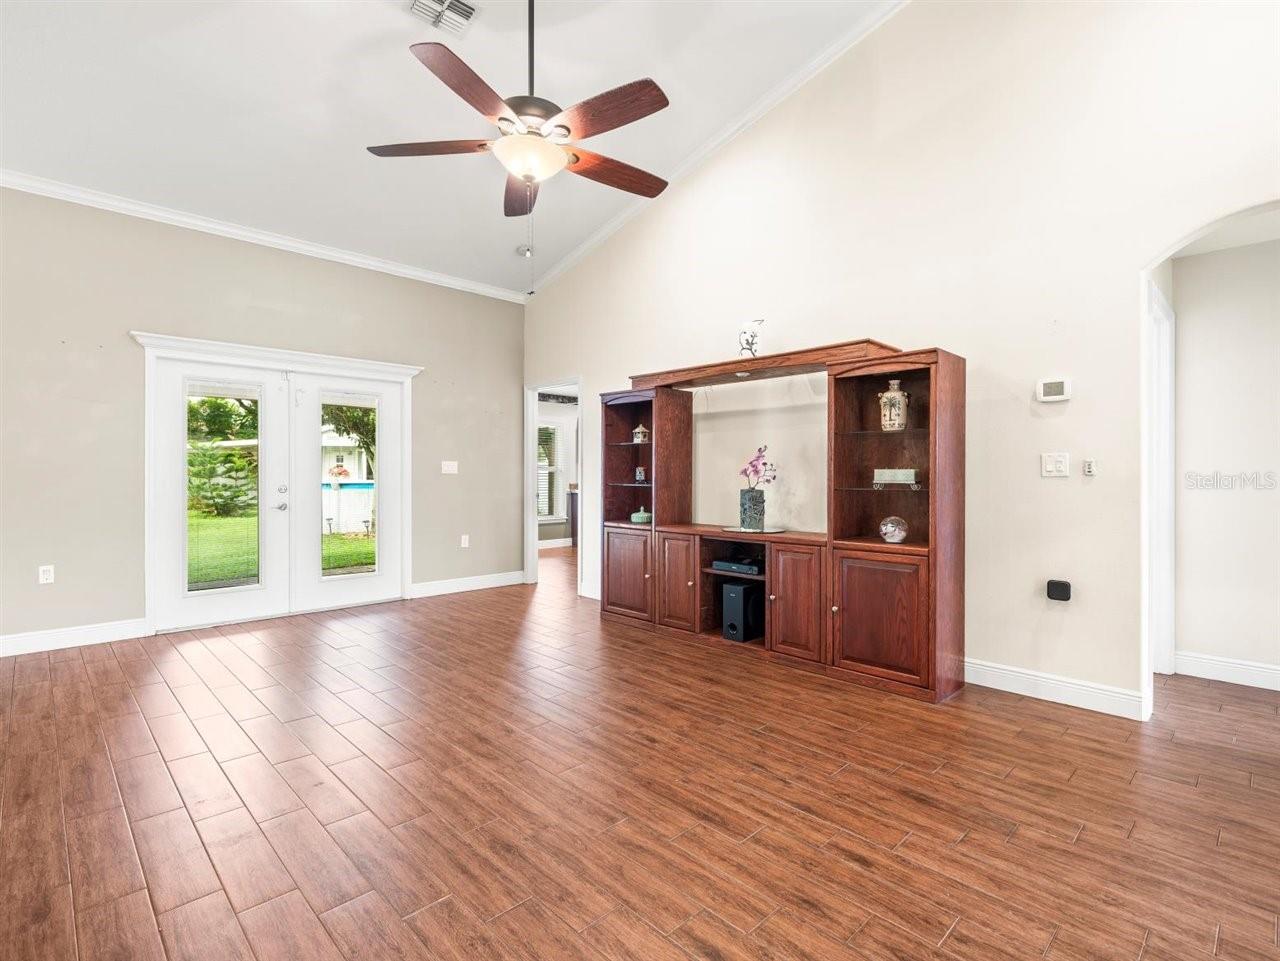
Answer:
367;0;669;217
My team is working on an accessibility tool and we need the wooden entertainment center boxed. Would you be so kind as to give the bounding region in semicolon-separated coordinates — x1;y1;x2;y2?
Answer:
599;338;965;703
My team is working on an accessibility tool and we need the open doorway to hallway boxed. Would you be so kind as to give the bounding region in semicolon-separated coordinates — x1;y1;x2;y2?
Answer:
1143;203;1280;711
524;381;582;593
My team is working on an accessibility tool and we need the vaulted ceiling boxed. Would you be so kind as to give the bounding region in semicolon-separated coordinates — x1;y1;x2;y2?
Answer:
0;1;897;299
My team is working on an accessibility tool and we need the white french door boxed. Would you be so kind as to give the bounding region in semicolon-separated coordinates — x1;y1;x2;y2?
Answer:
289;373;403;613
145;337;416;631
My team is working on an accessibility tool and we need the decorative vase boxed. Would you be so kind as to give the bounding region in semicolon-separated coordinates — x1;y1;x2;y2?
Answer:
739;488;765;531
630;505;652;524
878;379;909;432
879;515;908;543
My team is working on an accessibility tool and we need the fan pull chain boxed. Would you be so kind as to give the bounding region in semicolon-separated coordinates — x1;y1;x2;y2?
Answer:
526;181;535;296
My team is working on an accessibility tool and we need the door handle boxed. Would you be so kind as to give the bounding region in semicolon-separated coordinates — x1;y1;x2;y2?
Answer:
275;503;289;511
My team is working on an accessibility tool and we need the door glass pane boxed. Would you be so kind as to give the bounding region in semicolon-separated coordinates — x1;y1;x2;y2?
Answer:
321;396;377;576
187;386;260;591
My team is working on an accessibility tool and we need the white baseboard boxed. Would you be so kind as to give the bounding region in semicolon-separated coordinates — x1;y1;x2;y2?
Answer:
1174;651;1280;691
407;570;524;599
538;538;574;550
965;657;1145;720
0;617;153;658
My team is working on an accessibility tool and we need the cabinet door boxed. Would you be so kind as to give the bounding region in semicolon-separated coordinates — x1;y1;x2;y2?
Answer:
602;527;652;620
767;544;824;662
832;549;929;686
656;532;697;631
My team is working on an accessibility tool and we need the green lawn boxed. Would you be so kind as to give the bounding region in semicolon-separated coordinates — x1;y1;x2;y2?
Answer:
187;512;375;587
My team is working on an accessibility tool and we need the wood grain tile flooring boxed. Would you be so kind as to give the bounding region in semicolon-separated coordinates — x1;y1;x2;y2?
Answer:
2;547;1277;960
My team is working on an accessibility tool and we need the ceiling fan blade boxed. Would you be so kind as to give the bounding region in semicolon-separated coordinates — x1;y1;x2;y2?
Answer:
504;176;538;217
564;148;667;198
545;79;668;140
410;42;517;126
367;140;491;157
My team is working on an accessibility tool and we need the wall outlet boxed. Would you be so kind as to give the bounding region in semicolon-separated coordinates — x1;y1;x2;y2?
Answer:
1040;452;1070;478
38;564;55;585
460;534;469;548
441;461;458;474
1082;458;1097;477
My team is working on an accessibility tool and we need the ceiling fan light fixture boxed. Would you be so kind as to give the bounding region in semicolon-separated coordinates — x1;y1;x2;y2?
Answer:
492;132;568;182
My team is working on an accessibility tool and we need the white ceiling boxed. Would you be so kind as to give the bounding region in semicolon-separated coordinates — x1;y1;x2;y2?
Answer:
0;0;897;299
1174;206;1280;259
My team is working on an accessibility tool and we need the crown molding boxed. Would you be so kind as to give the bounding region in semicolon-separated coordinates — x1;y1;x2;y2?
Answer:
533;0;906;293
0;169;527;305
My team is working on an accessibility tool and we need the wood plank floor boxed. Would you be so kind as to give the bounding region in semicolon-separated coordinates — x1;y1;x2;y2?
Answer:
2;546;1277;960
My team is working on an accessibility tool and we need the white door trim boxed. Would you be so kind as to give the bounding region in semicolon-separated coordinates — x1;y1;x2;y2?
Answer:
135;332;421;630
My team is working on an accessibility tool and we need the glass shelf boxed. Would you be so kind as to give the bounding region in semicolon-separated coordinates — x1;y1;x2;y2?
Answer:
607;441;652;446
608;482;652;488
835;428;928;437
835;486;929;493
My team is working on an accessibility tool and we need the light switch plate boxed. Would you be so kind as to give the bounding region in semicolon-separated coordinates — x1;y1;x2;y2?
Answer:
1041;452;1070;477
441;461;458;474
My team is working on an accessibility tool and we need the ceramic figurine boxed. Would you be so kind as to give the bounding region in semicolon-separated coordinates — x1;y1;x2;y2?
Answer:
878;379;909;432
632;423;650;444
635;466;646;483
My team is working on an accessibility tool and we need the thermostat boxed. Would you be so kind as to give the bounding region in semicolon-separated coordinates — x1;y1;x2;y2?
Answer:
1036;378;1071;403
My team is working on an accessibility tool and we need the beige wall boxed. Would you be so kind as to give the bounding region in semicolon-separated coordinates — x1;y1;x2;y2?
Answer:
525;0;1280;693
1173;241;1280;668
692;375;827;533
0;188;524;635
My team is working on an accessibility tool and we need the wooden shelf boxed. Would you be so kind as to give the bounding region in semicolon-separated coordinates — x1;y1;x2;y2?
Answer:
658;523;826;546
603;520;652;530
832;537;929;556
608;482;652;488
606;441;651;447
701;566;765;582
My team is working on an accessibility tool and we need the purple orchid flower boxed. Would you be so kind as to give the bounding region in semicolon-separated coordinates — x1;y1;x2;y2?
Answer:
740;446;778;490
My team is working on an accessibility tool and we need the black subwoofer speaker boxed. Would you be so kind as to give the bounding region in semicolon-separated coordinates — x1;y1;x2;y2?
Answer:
722;581;764;643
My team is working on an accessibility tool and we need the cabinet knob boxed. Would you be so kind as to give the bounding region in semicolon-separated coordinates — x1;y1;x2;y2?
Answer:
687;581;694;587
644;573;651;579
768;594;777;601
831;605;839;613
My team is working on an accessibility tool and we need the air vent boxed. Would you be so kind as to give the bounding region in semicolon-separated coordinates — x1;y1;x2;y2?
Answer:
409;0;477;36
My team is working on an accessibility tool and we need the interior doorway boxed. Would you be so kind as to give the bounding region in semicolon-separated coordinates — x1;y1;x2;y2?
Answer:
138;333;420;631
523;380;582;593
1141;201;1280;714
